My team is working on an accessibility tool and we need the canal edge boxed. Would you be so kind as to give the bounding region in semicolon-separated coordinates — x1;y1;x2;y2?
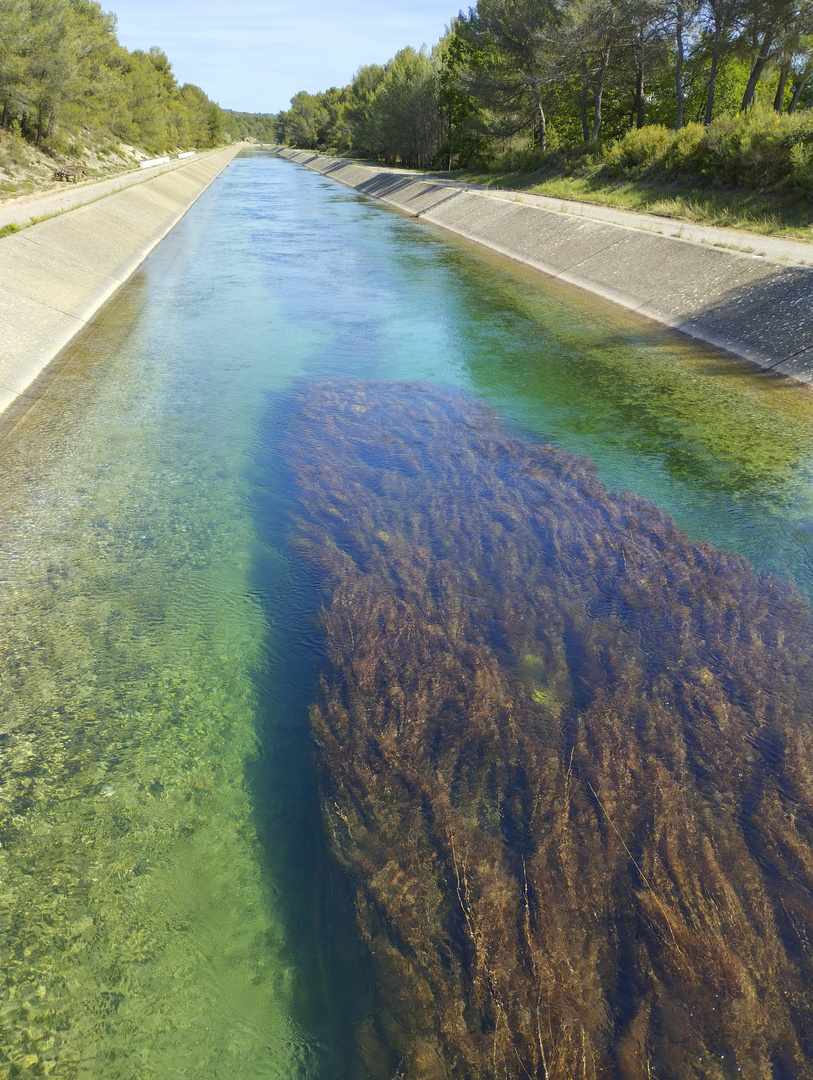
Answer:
0;145;241;424
274;147;813;388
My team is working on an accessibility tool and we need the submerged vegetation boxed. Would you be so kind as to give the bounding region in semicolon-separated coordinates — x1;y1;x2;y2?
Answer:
288;380;813;1079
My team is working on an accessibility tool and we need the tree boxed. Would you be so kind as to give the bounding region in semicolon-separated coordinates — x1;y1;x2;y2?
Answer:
0;0;241;158
361;48;441;167
276;90;327;148
25;0;77;142
788;34;813;109
770;2;813;111
0;0;31;130
574;0;624;140
121;48;178;152
342;63;386;153
457;0;562;152
436;25;487;166
738;0;798;110
624;0;669;128
665;0;703;127
700;0;746;123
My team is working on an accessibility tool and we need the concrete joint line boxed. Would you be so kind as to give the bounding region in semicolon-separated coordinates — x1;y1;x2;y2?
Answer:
548;235;631;275
763;341;813;371
415;191;463;217
0;370;53;402
553;268;649;315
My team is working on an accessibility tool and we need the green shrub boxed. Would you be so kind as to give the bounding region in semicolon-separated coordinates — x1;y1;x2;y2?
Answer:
602;124;672;176
601;110;813;195
0;132;28;168
790;142;813;193
732;107;802;188
486;143;543;173
660;122;705;177
41;130;74;156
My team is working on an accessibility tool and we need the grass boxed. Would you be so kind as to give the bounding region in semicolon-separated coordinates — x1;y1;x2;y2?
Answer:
319;111;813;242
322;149;813;239
425;167;813;240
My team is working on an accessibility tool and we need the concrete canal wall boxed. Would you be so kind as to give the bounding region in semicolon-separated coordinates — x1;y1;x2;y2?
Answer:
0;145;240;419
276;147;813;385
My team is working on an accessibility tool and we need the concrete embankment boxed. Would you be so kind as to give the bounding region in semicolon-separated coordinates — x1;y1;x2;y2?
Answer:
0;145;239;418
0;148;229;233
275;147;813;385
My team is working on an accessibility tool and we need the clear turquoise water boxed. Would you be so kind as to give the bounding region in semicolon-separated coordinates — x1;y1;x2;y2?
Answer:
1;149;812;1077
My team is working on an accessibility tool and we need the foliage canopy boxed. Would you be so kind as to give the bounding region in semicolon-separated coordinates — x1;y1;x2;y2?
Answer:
274;0;813;188
0;0;269;158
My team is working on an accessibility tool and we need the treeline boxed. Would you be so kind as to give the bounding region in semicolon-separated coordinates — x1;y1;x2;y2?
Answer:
223;110;277;142
275;0;813;172
0;0;266;155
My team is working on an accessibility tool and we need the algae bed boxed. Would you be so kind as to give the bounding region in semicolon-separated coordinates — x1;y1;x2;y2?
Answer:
3;149;813;1079
288;379;813;1080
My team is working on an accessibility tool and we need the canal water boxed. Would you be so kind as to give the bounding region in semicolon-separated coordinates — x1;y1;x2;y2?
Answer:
1;148;813;1078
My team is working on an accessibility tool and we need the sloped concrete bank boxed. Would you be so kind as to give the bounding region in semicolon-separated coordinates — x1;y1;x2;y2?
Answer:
0;145;240;419
276;147;813;385
0;147;233;233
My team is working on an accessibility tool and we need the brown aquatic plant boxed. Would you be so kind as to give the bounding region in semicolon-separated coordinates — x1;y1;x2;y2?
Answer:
285;379;813;1080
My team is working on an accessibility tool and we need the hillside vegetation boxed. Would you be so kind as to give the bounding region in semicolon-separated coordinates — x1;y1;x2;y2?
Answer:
453;107;813;235
0;0;272;196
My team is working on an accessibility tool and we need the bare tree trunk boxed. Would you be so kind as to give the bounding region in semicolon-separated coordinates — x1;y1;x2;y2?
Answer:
773;58;790;112
788;63;813;112
740;26;776;110
591;34;614;142
581;58;590;141
537;98;547;152
634;63;645;128
675;0;685;129
46;105;56;140
704;26;724;124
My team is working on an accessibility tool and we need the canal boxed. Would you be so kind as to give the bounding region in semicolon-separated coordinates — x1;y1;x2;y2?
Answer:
1;148;813;1078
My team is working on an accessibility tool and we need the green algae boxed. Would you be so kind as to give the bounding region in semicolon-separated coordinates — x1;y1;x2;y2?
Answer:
288;379;813;1080
0;294;314;1080
442;238;813;507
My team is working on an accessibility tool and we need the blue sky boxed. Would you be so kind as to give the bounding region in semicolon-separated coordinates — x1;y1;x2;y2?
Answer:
108;0;459;114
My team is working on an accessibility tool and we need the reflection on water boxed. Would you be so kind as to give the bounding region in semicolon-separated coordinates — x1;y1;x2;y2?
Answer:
288;380;813;1080
0;150;812;1077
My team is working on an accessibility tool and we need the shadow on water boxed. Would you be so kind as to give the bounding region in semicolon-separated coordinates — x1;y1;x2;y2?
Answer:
244;388;373;1080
